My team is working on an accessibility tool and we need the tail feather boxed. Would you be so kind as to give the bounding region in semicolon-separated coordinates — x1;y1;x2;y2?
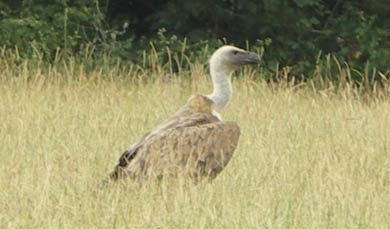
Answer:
98;165;121;189
98;147;138;189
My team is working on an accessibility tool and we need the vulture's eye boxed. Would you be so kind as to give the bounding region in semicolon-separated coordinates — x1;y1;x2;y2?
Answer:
232;50;239;55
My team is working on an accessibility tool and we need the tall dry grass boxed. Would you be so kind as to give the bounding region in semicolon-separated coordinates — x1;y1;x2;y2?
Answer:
1;53;390;228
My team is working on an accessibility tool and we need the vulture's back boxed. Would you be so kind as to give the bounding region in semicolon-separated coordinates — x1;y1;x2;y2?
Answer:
103;95;240;185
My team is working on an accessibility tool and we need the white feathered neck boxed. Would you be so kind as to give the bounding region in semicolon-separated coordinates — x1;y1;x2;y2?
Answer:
207;46;238;113
208;66;233;113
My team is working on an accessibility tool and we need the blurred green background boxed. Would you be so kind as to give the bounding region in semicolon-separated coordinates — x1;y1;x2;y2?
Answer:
1;0;389;77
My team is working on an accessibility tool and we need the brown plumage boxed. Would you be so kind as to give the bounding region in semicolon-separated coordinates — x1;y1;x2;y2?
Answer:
101;45;260;186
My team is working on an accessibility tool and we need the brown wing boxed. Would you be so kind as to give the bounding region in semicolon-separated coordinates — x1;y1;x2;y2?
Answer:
111;120;240;184
100;95;240;187
121;122;240;180
102;117;240;185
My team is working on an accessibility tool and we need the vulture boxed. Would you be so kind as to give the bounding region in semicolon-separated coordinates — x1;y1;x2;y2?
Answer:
101;45;261;186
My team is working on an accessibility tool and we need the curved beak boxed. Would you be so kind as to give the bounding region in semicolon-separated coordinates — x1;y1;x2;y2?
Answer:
241;52;261;65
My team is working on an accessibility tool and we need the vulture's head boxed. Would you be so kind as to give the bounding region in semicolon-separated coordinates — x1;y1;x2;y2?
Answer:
209;45;261;73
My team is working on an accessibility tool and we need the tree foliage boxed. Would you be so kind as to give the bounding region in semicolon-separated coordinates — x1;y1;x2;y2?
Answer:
0;0;389;74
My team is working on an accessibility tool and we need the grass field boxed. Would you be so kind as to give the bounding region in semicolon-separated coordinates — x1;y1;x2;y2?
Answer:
1;58;390;228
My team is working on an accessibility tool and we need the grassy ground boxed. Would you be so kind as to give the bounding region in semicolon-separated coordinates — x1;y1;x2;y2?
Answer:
1;59;389;228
